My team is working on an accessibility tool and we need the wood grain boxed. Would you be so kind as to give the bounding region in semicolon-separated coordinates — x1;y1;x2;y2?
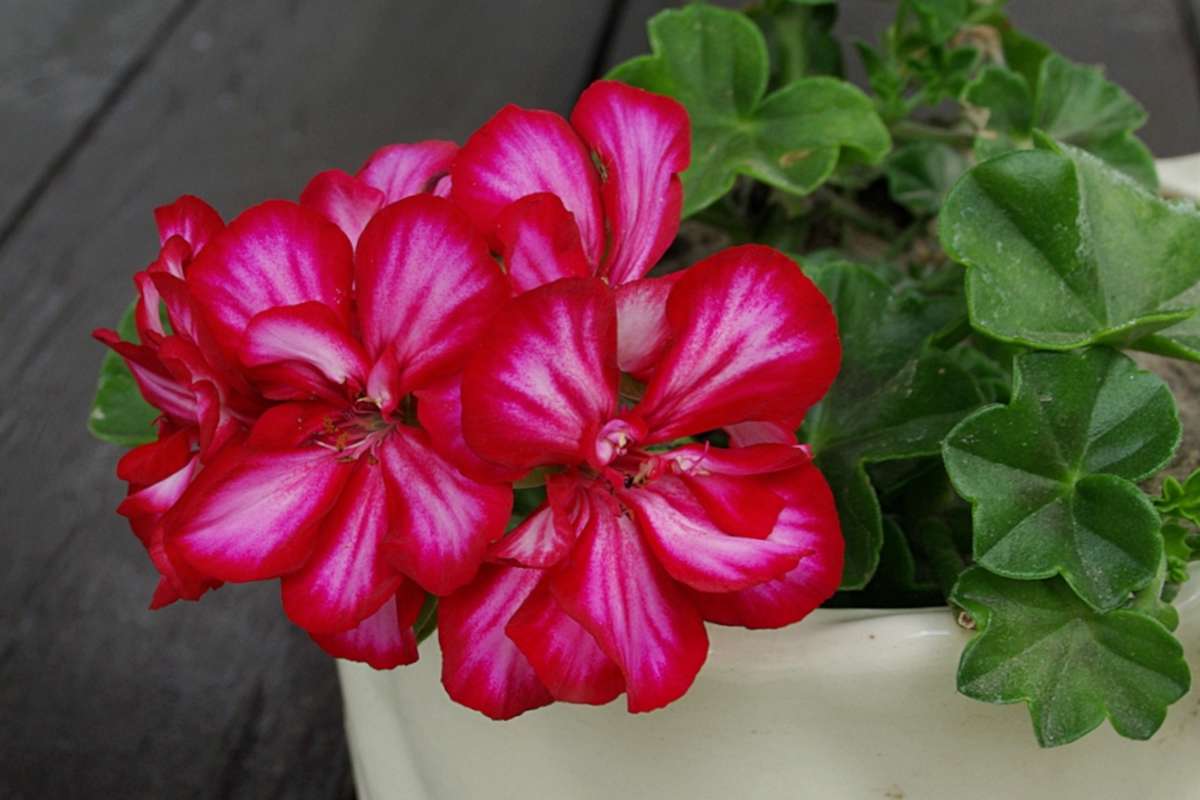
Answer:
0;2;611;797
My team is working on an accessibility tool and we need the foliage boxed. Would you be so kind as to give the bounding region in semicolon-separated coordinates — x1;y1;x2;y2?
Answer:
610;0;1195;747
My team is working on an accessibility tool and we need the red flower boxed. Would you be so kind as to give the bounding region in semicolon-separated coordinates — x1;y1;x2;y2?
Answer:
96;147;512;668
438;246;844;718
162;196;511;665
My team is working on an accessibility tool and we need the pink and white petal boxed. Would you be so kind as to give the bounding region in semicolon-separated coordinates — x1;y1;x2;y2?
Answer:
247;401;341;450
357;140;458;202
118;454;201;531
550;487;708;713
461;278;618;471
615;274;680;378
311;581;425;669
677;472;784;540
452;105;604;263
355;196;508;387
689;463;844;628
281;459;404;634
487;503;574;568
637;246;841;441
93;329;194;423
117;428;193;486
413;375;525;484
299;169;385;245
665;442;812;478
154;195;224;253
134;272;166;343
379;427;512;596
622;475;800;592
571;81;689;285
166;441;351;582
726;420;797;447
188;201;354;360
495;193;591;293
241;302;369;390
507;579;625;705
438;564;554;719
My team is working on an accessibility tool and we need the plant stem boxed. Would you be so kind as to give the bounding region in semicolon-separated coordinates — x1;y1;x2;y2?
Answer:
914;518;967;603
892;119;976;147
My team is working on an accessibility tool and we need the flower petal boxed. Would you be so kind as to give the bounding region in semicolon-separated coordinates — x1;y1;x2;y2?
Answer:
637;245;841;441
495;193;590;293
93;329;194;423
166;441;351;582
571;81;689;285
488;503;569;568
355;196;508;387
689;463;844;628
241;301;369;391
311;581;425;669
117;428;193;487
461;278;618;471
622;475;801;592
550;486;708;713
357;140;458;202
452;105;604;263
379;427;512;596
615;274;680;378
282;459;405;634
187;201;354;360
154;195;224;253
413;375;525;484
507;579;625;705
677;472;784;540
438;564;554;719
726;420;797;447
299;169;385;245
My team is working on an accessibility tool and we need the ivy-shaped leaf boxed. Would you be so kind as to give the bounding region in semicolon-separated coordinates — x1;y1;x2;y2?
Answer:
909;0;968;45
941;144;1200;358
963;53;1155;188
952;568;1190;747
802;262;984;588
884;140;967;215
944;348;1178;610
88;300;159;447
749;0;842;87
609;4;890;216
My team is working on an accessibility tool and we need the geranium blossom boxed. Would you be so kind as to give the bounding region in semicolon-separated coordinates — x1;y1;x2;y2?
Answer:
162;195;512;665
96;147;513;668
439;246;843;718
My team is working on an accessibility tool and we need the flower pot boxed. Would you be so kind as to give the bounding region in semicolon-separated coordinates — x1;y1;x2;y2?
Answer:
338;158;1200;799
338;579;1200;800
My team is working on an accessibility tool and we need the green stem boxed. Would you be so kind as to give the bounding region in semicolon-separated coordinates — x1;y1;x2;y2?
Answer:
914;519;968;603
892;119;975;147
823;192;898;238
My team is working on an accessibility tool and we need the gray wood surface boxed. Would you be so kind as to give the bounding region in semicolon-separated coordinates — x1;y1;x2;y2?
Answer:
0;2;613;798
3;1;1200;798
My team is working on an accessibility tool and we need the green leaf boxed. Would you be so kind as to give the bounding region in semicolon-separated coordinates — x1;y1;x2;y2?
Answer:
908;0;968;44
803;262;984;588
952;567;1190;747
941;145;1200;357
884;140;967;215
1034;55;1146;148
88;300;159;447
750;0;842;85
944;348;1178;611
1157;468;1200;526
962;65;1033;135
609;4;889;216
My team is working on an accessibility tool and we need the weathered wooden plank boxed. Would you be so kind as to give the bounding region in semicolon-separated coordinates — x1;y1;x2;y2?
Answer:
605;0;1200;155
0;0;192;240
0;1;612;798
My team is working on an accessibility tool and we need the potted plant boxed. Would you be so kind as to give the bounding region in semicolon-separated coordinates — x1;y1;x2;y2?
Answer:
89;2;1200;798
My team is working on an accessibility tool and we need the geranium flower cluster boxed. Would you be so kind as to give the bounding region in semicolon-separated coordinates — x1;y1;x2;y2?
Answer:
96;81;844;718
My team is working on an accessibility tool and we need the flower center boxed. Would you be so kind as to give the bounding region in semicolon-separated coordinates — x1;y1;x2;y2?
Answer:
314;396;400;462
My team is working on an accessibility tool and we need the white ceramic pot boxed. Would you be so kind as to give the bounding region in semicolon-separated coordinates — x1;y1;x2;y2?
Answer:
339;158;1200;799
339;579;1200;800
